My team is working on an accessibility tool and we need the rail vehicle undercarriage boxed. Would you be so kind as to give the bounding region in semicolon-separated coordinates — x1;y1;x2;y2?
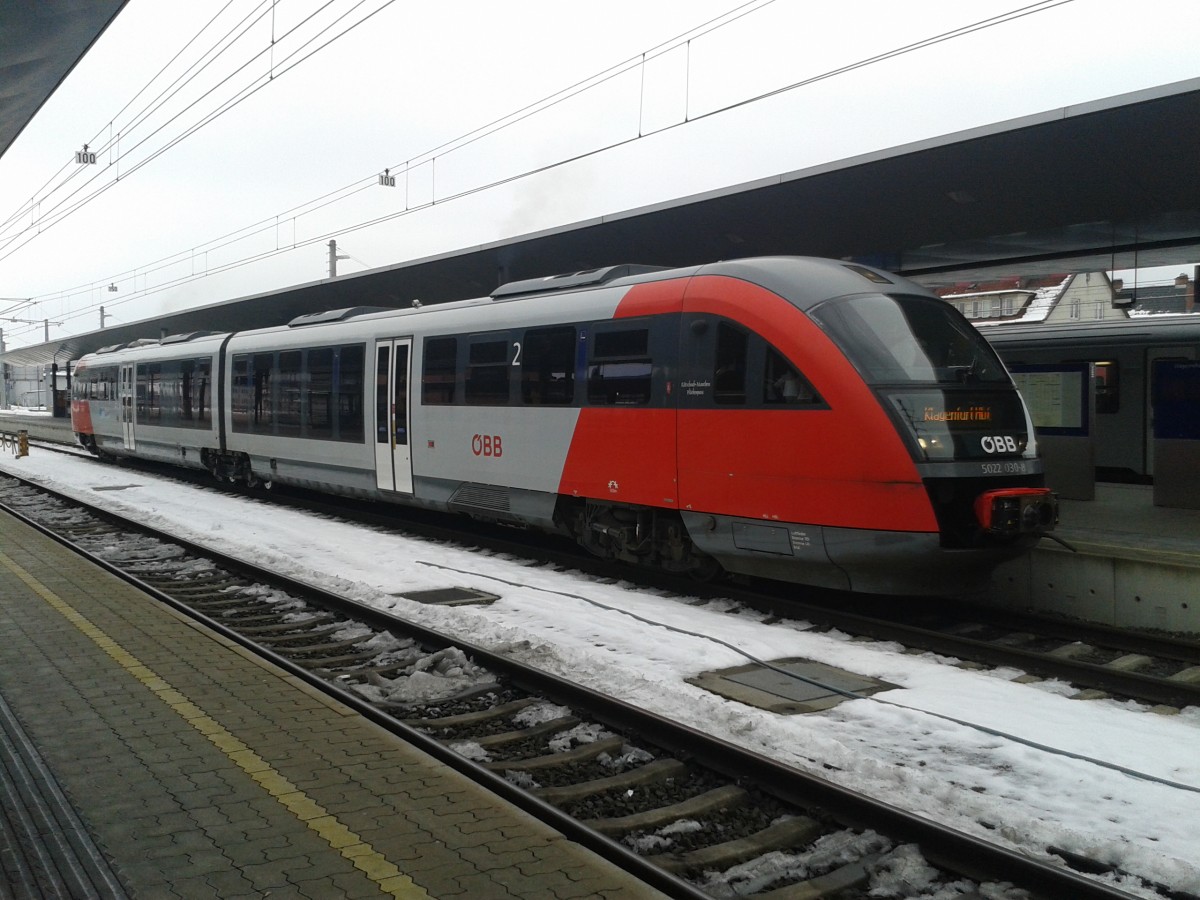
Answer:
556;497;723;580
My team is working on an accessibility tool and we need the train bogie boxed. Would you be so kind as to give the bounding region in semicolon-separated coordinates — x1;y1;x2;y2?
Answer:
71;257;1057;596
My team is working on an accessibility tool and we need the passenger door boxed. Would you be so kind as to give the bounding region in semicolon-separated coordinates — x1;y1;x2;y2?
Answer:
119;363;135;450
1146;345;1196;476
374;339;413;494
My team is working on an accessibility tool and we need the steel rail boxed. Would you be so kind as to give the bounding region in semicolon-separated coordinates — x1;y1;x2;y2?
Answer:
0;475;1148;900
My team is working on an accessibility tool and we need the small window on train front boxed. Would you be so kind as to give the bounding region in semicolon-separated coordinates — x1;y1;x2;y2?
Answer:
521;326;576;405
714;323;748;405
465;339;510;405
422;337;457;405
763;347;820;405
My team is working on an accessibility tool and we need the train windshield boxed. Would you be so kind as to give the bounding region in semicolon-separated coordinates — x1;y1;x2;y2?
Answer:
810;293;1009;386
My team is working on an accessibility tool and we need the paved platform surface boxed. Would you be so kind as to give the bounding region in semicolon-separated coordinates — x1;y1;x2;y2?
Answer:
0;509;667;899
1056;482;1200;560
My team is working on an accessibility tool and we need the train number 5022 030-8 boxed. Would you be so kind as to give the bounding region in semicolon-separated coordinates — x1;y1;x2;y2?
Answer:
981;460;1027;475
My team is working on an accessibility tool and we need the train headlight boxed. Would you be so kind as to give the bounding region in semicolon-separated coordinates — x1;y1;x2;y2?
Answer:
912;429;954;459
974;488;1058;535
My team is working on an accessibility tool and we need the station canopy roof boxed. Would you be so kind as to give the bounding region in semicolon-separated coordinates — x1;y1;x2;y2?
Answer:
0;1;128;163
2;28;1198;368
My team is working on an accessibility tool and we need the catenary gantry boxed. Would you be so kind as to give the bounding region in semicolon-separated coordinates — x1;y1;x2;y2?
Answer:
0;3;1197;369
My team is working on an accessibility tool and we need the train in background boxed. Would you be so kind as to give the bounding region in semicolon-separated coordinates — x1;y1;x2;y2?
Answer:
71;257;1057;596
984;315;1200;482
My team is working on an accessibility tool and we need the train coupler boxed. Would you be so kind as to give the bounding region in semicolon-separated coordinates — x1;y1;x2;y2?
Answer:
974;487;1058;536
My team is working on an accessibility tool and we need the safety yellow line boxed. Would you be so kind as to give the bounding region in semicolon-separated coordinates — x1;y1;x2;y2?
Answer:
1064;539;1200;565
0;549;430;900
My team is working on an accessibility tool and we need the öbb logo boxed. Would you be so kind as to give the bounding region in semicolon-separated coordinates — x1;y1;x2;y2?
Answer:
980;435;1018;454
472;434;503;457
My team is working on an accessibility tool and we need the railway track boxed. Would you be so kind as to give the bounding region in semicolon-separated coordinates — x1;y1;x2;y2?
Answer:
14;438;1200;714
15;438;1200;714
748;590;1200;713
0;474;1168;899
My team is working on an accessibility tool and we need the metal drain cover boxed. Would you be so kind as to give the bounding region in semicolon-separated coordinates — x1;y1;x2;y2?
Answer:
394;587;500;607
688;657;897;714
91;484;143;491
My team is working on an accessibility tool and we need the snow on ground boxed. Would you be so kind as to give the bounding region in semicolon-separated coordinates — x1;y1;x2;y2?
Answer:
2;450;1198;897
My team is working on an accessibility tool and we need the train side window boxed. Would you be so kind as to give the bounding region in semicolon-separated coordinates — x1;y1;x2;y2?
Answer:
276;350;303;437
179;360;194;423
336;344;365;442
763;347;820;405
160;360;182;426
193;358;211;426
422;337;457;405
521;326;576;405
251;353;274;431
167;358;204;428
1094;360;1119;414
231;353;274;433
308;347;334;440
465;338;510;405
137;363;161;421
231;355;251;432
714;322;748;405
587;327;651;406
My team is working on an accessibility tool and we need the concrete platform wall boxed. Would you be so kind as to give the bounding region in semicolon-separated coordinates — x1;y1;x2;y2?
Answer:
990;546;1200;635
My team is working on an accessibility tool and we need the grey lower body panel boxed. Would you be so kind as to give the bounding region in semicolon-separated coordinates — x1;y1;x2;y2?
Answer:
683;512;1017;596
94;437;209;471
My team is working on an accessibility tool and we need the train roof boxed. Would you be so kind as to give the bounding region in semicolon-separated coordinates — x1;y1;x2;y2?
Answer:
983;313;1200;349
75;256;944;362
687;257;938;309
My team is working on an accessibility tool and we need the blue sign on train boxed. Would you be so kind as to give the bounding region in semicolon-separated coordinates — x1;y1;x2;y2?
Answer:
1153;360;1200;440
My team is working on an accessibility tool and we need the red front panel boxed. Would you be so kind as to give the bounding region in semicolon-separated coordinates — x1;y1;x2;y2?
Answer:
677;408;934;530
557;408;679;508
558;280;683;507
676;276;937;532
71;398;94;435
555;274;938;532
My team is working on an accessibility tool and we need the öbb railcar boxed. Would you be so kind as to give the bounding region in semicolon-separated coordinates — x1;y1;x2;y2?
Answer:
71;257;1056;595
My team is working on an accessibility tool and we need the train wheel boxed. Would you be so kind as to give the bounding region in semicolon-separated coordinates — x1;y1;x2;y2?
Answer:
688;554;725;583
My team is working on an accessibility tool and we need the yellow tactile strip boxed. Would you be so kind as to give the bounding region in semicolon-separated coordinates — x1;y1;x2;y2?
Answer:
0;546;430;899
0;509;664;899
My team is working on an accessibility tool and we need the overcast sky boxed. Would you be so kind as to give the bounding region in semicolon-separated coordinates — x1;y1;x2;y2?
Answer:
0;0;1197;349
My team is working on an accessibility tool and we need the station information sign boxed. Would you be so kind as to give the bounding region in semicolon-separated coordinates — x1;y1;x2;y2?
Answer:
1009;364;1090;436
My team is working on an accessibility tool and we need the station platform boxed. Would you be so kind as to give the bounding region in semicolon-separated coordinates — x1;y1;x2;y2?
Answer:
0;509;665;899
989;483;1200;634
0;410;73;445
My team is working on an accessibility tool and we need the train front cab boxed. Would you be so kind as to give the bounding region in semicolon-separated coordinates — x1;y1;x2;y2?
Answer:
72;337;221;467
70;357;132;456
671;266;1056;596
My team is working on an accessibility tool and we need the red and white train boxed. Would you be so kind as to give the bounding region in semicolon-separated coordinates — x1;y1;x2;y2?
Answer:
71;257;1056;595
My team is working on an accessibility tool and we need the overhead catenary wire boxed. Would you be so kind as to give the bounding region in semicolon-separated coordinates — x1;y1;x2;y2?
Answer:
0;0;1075;345
0;0;266;237
0;0;396;266
0;0;762;284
